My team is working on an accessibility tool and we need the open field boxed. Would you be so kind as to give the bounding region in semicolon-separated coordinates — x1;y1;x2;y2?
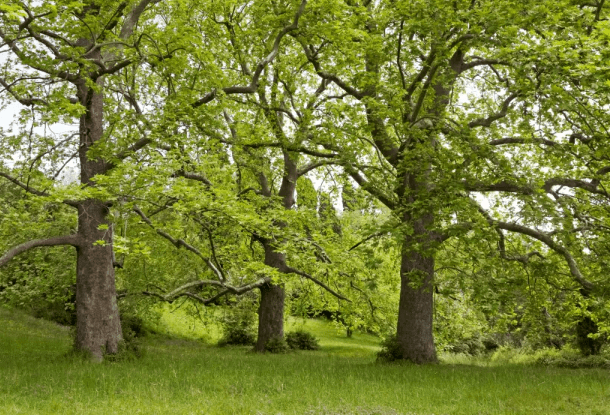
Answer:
1;306;609;415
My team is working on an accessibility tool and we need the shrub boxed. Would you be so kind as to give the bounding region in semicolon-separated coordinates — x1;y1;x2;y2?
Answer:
448;336;486;356
218;327;256;346
286;330;320;350
121;313;147;338
535;350;610;369
218;305;257;346
376;335;402;362
265;336;290;353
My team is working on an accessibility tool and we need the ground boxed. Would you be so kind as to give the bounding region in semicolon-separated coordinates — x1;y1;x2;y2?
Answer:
1;306;609;414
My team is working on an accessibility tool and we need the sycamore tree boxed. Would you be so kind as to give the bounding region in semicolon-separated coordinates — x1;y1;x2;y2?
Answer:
291;0;610;362
0;0;307;360
0;0;165;359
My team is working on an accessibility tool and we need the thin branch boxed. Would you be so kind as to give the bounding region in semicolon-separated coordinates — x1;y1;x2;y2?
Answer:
468;92;519;128
0;171;79;207
133;206;224;281
349;231;385;251
297;160;337;177
474;202;595;292
284;266;350;301
193;0;307;107
489;137;558;146
345;166;396;209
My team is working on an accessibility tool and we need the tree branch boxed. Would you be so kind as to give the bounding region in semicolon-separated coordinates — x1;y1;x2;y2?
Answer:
0;171;78;207
133;206;224;281
0;235;81;267
468;92;519;128
193;0;307;107
284;265;350;301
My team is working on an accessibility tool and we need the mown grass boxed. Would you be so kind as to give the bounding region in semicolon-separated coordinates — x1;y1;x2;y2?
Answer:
1;306;609;415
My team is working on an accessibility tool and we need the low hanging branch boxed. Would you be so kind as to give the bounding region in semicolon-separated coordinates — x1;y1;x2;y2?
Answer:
0;235;81;267
132;204;351;302
0;171;79;207
284;265;351;302
123;277;272;305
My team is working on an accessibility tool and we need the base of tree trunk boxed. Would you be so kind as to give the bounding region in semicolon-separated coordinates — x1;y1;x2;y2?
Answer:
396;249;438;364
74;201;122;361
254;283;285;352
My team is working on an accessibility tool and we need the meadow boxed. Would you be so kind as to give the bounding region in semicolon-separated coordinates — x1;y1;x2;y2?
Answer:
1;306;609;415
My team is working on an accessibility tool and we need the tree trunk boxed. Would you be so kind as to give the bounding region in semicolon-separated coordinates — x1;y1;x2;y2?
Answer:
255;282;285;352
72;76;122;360
396;208;438;364
396;245;437;363
253;149;297;352
74;200;122;360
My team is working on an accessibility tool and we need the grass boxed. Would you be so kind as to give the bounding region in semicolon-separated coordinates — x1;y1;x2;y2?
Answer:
1;306;610;414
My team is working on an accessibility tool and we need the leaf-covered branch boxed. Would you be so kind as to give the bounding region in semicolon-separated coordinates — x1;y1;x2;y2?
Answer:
193;0;308;107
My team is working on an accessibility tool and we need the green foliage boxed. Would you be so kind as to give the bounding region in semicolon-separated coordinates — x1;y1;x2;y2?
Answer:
264;336;290;354
218;302;257;347
376;335;402;362
285;330;320;350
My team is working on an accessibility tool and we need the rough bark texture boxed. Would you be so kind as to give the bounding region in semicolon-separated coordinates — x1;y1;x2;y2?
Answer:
75;200;122;360
73;76;122;360
255;282;286;352
397;239;437;364
395;183;438;363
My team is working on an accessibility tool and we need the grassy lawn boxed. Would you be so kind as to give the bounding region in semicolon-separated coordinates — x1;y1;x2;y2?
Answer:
1;306;609;415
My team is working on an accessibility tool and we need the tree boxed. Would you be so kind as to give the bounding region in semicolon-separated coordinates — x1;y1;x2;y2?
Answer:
0;0;165;359
292;0;610;362
0;0;307;359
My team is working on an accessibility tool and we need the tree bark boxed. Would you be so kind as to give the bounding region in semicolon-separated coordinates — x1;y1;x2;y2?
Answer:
74;200;122;360
72;76;122;360
395;186;438;363
396;239;438;364
253;148;297;351
255;282;285;352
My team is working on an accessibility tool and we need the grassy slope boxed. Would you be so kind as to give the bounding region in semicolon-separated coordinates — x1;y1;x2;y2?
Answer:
1;307;609;415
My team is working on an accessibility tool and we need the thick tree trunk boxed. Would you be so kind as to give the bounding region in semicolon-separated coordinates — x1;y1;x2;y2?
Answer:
74;200;122;360
254;242;288;352
396;244;437;363
255;282;285;352
72;76;122;360
396;207;438;363
253;150;297;352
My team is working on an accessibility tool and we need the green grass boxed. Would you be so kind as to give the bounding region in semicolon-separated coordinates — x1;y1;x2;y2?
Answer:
1;306;610;415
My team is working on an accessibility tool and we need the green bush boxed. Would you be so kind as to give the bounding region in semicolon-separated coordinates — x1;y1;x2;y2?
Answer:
448;336;486;356
121;313;147;338
376;335;402;362
535;352;610;369
286;330;320;350
218;304;257;346
218;327;256;346
265;336;290;353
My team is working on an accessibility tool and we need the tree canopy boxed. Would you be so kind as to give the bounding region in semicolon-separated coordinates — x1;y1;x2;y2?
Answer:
2;0;610;362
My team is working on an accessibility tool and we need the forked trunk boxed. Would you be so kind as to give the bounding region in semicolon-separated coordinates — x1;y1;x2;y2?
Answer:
255;282;285;352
